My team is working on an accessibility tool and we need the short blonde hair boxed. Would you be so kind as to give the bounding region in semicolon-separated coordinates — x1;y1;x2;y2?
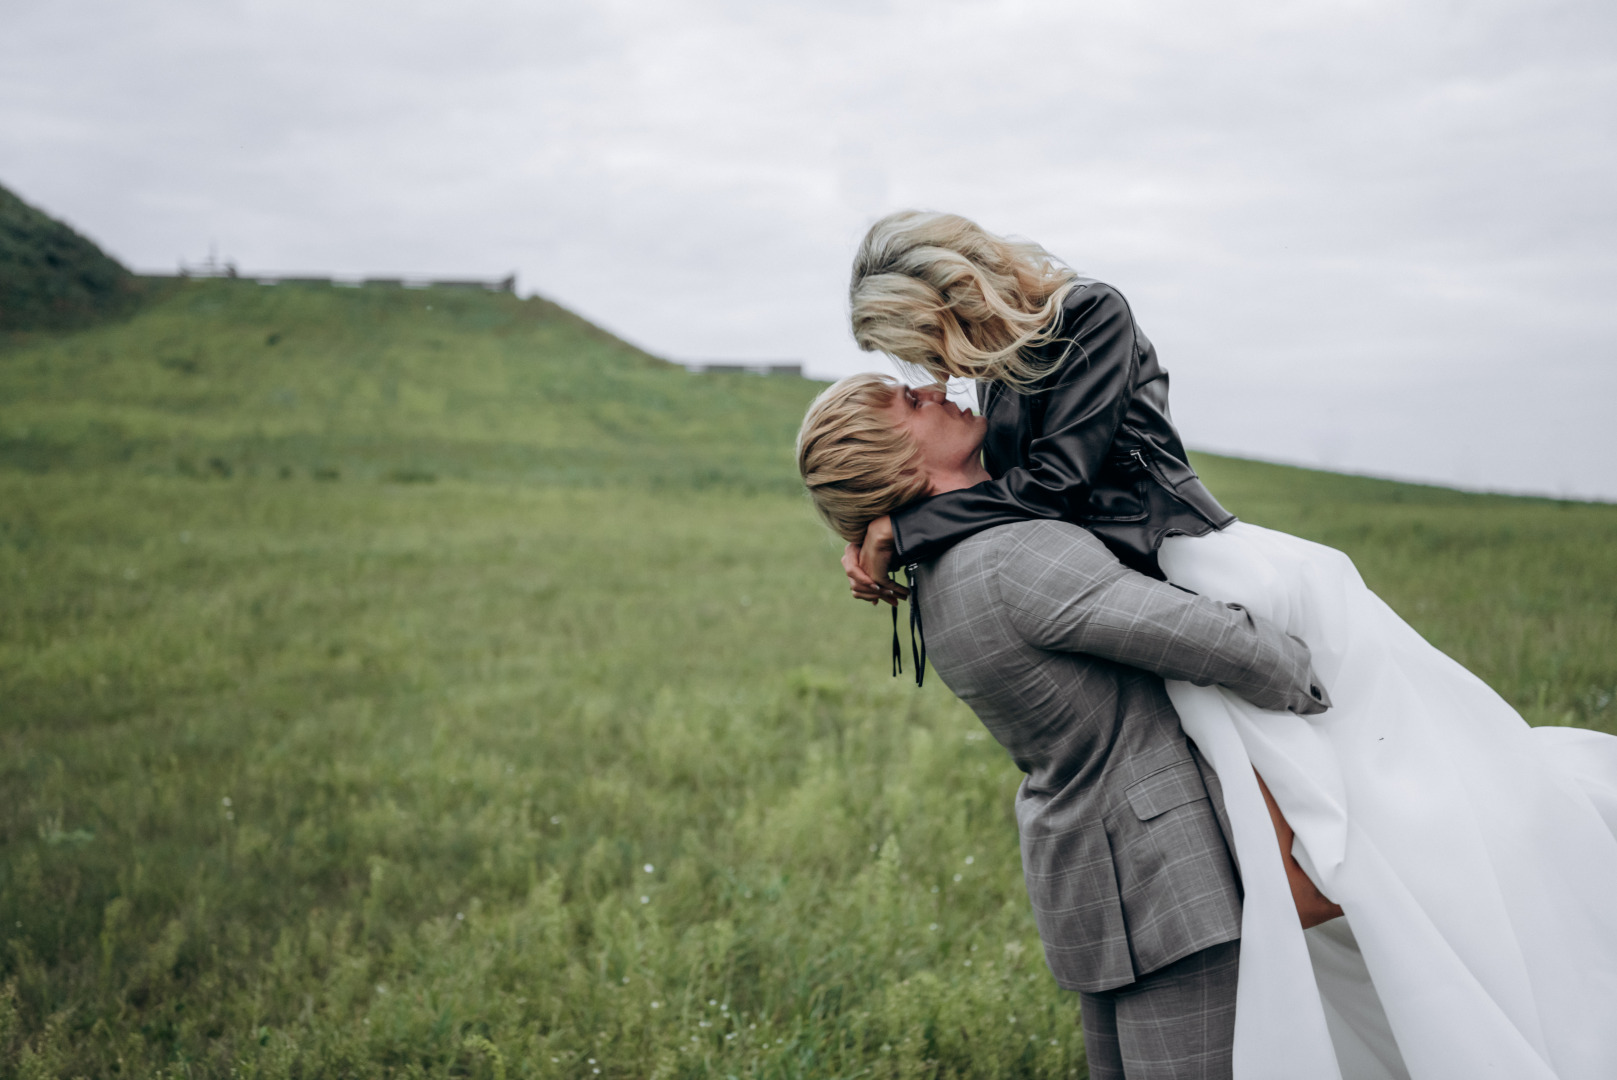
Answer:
797;373;931;543
850;210;1078;388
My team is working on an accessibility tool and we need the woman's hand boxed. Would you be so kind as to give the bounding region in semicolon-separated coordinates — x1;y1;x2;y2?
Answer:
842;516;907;606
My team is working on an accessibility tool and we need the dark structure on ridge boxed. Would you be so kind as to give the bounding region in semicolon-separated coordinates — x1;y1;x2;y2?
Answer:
1;181;136;331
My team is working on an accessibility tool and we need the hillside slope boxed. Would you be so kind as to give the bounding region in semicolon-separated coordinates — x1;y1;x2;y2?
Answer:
0;182;138;331
2;276;1613;721
0;277;823;492
2;276;1613;722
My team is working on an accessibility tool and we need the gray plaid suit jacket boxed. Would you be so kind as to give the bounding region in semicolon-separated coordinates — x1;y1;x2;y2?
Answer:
914;520;1329;992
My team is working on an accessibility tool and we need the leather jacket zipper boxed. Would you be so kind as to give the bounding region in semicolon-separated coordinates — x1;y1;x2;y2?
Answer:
1131;446;1188;496
1130;448;1161;484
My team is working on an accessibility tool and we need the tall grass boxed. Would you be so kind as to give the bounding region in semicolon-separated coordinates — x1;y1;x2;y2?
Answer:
0;281;1612;1077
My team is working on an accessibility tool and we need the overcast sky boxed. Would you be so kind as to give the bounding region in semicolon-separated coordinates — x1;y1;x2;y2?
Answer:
4;0;1614;498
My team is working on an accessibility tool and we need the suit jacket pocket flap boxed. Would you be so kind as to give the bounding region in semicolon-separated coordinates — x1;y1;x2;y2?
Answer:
1020;819;1134;991
1125;760;1207;821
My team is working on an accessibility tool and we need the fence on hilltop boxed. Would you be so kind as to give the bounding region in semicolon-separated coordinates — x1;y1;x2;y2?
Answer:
145;257;517;294
680;361;803;377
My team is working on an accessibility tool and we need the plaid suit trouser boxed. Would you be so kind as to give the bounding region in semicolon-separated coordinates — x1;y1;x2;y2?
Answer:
1078;940;1239;1080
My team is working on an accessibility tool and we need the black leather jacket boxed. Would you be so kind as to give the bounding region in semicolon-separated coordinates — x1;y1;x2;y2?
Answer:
890;279;1234;579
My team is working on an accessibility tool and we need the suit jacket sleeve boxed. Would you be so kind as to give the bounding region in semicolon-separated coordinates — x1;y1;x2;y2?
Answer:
994;521;1331;715
890;283;1139;565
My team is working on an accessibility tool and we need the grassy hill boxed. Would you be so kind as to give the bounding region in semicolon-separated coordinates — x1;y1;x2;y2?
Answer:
1;280;1613;1078
0;277;813;492
0;183;141;332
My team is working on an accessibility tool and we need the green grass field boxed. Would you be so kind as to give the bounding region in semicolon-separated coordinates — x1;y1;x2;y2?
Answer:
1;281;1613;1078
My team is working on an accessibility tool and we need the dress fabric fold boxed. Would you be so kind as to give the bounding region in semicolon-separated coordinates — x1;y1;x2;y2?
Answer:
1155;523;1617;1080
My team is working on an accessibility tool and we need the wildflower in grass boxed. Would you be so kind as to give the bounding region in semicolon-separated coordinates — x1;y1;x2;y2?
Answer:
964;855;974;865
643;863;654;873
640;895;649;903
953;873;962;882
929;923;938;931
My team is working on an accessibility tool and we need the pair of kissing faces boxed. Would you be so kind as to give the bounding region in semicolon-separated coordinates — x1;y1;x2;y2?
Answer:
886;382;989;496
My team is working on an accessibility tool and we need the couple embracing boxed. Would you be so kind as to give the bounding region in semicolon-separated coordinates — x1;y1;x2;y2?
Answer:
796;212;1617;1080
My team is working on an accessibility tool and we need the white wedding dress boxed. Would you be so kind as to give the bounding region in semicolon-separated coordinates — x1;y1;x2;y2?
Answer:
1155;522;1617;1080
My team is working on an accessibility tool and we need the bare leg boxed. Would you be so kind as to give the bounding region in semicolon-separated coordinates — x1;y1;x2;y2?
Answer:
1255;769;1344;930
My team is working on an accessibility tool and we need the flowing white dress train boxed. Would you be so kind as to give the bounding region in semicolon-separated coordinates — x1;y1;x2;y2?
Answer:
1155;522;1617;1080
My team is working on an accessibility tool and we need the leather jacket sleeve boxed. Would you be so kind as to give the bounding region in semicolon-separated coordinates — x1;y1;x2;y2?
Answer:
890;283;1139;565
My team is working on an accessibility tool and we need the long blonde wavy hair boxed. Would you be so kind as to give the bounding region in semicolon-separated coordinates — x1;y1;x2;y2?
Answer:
797;373;931;543
850;210;1079;388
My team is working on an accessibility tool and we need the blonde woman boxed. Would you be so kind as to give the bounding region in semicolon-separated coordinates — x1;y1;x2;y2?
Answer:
840;209;1228;602
809;214;1617;1080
